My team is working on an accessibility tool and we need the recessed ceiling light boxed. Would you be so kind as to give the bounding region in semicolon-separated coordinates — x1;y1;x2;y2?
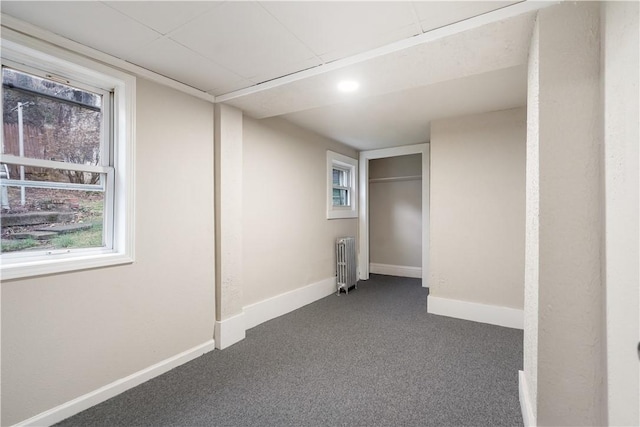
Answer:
337;80;359;93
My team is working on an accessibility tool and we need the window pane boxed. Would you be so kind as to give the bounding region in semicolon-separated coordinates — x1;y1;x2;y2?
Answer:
333;168;348;186
2;67;103;166
333;188;349;206
1;185;105;254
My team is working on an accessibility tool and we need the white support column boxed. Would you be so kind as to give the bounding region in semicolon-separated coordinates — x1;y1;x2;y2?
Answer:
214;104;245;349
534;3;606;425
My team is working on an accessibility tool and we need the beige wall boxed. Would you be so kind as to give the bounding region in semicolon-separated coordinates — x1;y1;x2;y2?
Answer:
242;117;357;306
429;107;526;309
369;155;422;267
1;79;216;425
535;3;605;425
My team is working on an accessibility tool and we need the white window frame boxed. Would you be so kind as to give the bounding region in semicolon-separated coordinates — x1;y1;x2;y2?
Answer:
327;150;358;219
1;31;135;280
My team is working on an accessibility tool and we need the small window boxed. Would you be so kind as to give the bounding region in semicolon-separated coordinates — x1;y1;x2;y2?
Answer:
332;167;350;206
327;151;357;219
1;35;135;279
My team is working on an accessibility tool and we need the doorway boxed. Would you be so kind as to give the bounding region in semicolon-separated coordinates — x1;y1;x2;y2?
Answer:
358;144;429;287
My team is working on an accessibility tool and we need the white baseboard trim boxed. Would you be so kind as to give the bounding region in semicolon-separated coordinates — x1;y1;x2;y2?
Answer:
427;295;524;329
519;370;536;427
244;276;336;330
14;339;216;427
215;312;246;349
369;263;422;278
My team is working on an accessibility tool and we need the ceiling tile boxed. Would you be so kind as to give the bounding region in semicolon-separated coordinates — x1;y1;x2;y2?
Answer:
168;1;321;81
124;38;249;94
1;1;161;59
413;1;521;32
103;1;220;35
262;1;419;61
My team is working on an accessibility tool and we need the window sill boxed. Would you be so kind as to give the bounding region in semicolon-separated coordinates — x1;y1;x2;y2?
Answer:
327;209;358;220
1;251;133;280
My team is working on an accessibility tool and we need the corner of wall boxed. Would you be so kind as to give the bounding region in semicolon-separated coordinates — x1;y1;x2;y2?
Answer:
244;277;336;330
427;295;524;329
214;276;338;349
215;312;246;349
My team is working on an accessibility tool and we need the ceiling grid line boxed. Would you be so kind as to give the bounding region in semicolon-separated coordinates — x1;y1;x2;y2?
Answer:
408;2;425;35
99;1;163;37
256;2;325;66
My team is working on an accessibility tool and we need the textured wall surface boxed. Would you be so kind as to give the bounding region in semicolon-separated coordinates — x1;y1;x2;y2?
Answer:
1;79;216;425
242;117;357;306
602;2;640;425
523;15;540;420
370;155;422;268
214;104;244;320
536;3;606;425
430;107;526;309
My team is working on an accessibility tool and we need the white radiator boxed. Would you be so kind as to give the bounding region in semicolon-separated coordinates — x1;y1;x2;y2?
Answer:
336;236;357;294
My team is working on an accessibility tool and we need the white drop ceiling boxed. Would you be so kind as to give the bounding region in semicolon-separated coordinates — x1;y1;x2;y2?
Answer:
0;1;551;150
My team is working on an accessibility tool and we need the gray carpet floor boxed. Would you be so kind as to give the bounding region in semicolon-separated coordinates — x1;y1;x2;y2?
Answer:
56;274;524;426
